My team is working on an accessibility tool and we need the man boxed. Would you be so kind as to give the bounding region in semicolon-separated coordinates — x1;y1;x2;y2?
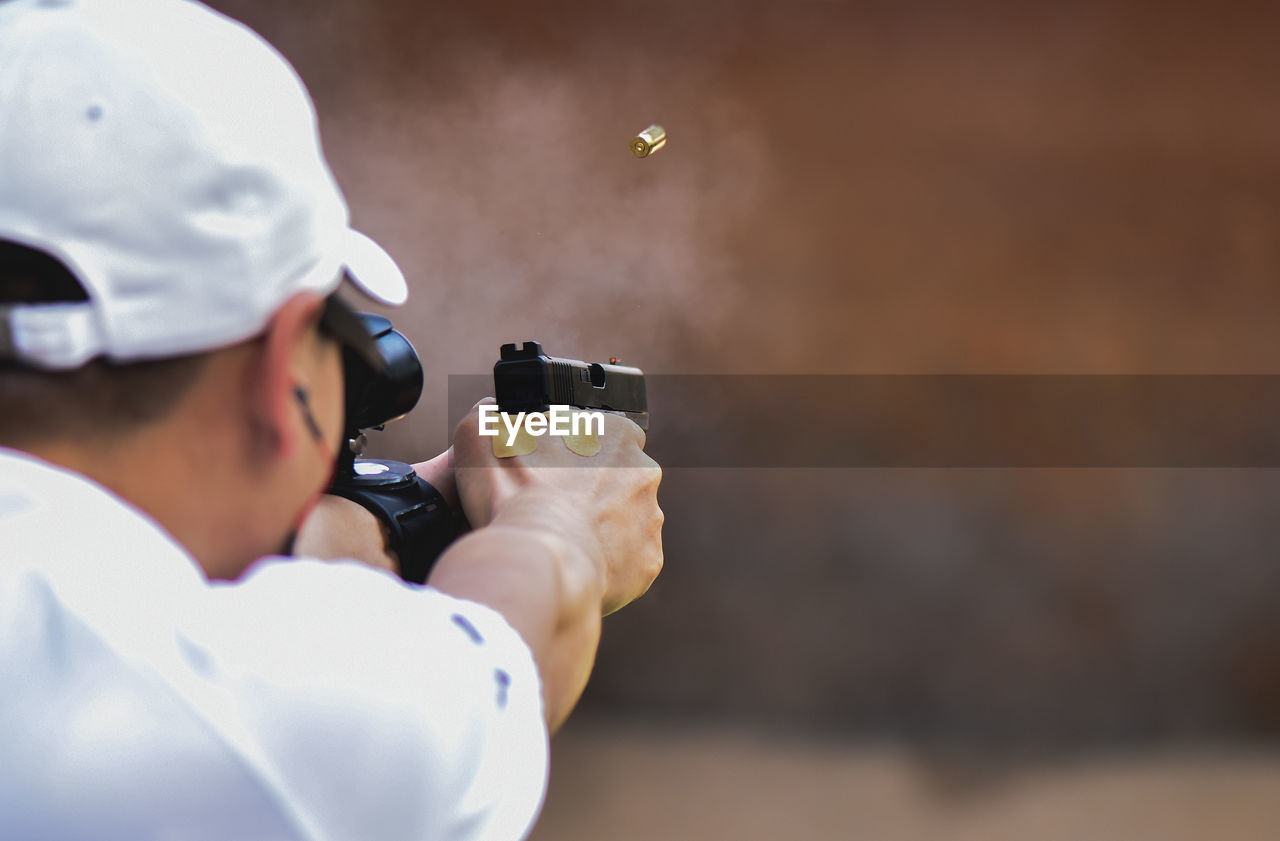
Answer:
0;1;663;839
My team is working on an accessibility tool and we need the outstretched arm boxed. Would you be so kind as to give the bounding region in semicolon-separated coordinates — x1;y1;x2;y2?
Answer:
430;403;663;731
294;404;663;732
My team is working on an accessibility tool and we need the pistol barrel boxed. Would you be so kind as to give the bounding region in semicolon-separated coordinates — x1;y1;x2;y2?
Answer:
495;341;649;431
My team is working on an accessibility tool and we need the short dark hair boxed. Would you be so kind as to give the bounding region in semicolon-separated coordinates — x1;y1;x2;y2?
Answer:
0;240;210;446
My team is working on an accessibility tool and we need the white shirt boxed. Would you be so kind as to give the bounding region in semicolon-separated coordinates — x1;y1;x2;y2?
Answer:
0;448;548;841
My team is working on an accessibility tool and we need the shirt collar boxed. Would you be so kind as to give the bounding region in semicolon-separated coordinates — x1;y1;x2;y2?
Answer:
0;446;207;590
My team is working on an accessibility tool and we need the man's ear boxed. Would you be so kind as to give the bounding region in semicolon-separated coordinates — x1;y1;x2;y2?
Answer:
250;292;327;461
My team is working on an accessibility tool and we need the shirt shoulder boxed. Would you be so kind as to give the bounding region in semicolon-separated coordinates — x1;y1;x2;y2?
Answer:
0;450;549;841
186;559;550;841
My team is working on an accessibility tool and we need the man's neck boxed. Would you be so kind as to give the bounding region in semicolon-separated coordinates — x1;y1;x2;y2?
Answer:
19;426;260;580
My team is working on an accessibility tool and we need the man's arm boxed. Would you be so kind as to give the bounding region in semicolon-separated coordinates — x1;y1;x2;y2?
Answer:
425;524;603;732
295;402;663;732
294;449;457;575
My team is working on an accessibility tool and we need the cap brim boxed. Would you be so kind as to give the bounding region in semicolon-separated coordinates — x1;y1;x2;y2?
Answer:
320;294;386;373
341;228;408;306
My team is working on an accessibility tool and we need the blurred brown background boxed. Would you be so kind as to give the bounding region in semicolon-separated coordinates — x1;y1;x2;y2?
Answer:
209;1;1280;837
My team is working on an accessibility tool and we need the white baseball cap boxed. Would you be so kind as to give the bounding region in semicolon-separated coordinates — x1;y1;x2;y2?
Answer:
0;0;409;369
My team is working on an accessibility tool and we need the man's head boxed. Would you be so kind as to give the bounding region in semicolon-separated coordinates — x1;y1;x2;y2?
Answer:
0;0;410;577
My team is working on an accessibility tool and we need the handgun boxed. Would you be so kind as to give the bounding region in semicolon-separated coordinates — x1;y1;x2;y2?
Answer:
329;330;648;584
494;341;648;431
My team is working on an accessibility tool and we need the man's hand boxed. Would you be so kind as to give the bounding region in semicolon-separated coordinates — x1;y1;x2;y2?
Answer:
295;400;663;730
429;399;664;729
452;400;664;614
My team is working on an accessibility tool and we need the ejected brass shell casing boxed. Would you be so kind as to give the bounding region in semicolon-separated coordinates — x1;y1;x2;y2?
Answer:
631;124;667;158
